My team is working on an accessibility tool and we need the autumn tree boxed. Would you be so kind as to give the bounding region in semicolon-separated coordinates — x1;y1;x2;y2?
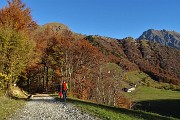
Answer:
0;27;35;91
0;0;37;33
25;26;74;93
70;39;104;99
0;0;37;93
95;63;126;106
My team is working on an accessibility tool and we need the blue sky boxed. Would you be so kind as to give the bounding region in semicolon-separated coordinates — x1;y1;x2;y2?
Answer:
0;0;180;39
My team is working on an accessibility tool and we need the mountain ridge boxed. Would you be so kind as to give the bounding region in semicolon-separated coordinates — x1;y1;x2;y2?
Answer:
137;29;180;50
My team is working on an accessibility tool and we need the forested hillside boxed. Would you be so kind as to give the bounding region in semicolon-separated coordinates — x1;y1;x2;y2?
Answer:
86;36;180;85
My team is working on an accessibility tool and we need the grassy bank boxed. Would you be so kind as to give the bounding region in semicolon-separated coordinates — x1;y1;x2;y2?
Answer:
0;86;28;120
0;95;25;120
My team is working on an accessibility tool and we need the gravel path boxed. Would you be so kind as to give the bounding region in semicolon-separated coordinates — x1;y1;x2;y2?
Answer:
9;95;99;120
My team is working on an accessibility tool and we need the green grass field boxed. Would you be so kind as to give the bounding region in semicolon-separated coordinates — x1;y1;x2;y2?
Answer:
124;70;180;119
124;86;180;119
124;71;180;91
125;86;180;101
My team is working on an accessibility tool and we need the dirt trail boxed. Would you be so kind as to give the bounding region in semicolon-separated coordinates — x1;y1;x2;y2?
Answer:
9;94;98;120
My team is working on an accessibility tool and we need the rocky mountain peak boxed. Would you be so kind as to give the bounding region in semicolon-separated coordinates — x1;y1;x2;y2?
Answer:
138;29;180;49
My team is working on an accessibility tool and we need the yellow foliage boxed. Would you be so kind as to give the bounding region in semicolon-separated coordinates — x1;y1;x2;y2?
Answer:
0;73;9;80
0;73;9;90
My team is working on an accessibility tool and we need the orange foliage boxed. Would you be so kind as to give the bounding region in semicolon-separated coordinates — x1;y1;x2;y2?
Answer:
0;0;37;32
116;94;132;109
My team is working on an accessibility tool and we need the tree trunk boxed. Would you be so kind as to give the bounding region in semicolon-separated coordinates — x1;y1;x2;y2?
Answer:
27;78;30;93
45;66;49;92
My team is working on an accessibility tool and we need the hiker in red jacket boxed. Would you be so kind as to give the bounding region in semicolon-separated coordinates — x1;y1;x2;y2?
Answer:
62;80;68;102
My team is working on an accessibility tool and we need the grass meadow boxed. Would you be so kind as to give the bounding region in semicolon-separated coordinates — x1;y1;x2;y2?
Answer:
125;86;180;119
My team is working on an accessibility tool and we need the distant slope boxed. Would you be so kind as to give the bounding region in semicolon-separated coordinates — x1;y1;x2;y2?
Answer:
120;38;180;84
138;29;180;50
85;36;180;85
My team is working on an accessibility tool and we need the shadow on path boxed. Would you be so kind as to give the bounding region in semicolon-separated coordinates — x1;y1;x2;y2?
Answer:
30;96;66;103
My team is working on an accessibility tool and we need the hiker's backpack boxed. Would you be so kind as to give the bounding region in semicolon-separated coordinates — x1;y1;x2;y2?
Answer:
62;83;66;91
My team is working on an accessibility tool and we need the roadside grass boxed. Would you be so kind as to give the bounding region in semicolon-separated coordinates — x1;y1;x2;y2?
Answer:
0;95;25;120
52;94;178;120
125;86;180;119
0;86;28;120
